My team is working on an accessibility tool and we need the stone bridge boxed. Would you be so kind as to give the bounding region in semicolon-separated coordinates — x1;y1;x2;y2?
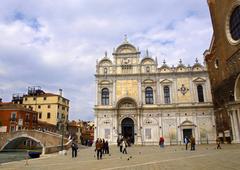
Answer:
0;130;71;154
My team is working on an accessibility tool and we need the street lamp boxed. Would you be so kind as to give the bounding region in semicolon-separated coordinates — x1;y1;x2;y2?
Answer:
58;118;65;151
61;121;64;151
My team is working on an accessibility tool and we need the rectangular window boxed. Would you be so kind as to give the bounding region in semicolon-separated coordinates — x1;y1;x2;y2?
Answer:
39;112;42;119
62;106;65;110
10;112;17;121
33;97;36;101
33;115;37;122
25;114;30;122
43;97;47;100
47;112;51;119
164;86;171;104
38;105;41;109
25;98;28;101
48;105;51;108
145;128;151;140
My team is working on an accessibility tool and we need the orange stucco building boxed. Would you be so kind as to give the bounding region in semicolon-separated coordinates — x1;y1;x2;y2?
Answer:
0;102;38;133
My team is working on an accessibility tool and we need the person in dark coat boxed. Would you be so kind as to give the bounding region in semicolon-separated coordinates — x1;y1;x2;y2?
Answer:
105;140;109;154
71;141;78;158
190;136;196;151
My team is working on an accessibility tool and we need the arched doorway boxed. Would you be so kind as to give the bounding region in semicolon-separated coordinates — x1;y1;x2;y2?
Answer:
121;118;134;144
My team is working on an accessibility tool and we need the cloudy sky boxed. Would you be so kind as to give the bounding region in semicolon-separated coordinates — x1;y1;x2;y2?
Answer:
0;0;212;121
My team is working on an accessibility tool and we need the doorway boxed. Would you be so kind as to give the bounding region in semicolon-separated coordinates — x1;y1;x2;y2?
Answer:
121;118;134;144
183;129;192;140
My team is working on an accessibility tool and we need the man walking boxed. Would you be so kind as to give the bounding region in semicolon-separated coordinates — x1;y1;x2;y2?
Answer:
71;141;78;158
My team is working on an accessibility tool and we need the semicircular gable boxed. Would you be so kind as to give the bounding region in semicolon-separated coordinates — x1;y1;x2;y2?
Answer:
192;63;203;71
159;65;171;72
116;43;137;54
141;57;155;65
176;65;187;72
99;58;113;66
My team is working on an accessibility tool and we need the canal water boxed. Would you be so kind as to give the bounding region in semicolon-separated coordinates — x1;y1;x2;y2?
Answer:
0;151;28;164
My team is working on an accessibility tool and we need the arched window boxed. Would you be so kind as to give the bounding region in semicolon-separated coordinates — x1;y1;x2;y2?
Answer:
230;5;240;41
164;86;170;104
145;87;153;104
101;88;109;105
197;85;204;102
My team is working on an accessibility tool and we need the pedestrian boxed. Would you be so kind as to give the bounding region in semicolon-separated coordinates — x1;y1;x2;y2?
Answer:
159;137;164;148
184;136;189;150
122;140;127;154
102;139;105;154
95;139;102;160
74;142;78;157
190;136;196;151
71;141;77;158
117;136;120;147
105;140;109;154
216;137;221;149
119;138;123;153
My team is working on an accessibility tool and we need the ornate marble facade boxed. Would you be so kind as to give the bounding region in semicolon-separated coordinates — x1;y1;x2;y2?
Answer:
94;39;216;145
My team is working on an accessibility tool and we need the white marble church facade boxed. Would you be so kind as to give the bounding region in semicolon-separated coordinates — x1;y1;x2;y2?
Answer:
94;39;216;145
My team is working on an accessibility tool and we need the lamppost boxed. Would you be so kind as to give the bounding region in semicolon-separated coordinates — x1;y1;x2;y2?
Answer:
61;121;64;151
58;118;65;151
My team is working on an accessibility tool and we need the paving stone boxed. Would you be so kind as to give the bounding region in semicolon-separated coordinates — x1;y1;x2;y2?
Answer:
0;144;240;170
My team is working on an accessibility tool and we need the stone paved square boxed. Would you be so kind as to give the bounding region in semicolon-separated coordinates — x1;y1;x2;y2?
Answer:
1;144;240;170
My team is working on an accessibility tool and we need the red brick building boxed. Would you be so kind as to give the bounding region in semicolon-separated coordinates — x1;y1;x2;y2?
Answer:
204;0;240;143
0;102;38;133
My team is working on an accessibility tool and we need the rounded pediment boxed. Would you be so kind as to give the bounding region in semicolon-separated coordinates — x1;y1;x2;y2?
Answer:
99;58;112;66
192;63;203;71
115;43;137;54
116;97;137;109
141;57;156;65
180;120;196;127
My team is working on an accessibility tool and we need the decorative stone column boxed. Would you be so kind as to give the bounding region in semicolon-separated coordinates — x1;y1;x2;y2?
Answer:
233;111;240;143
176;113;181;144
136;109;142;145
229;111;236;143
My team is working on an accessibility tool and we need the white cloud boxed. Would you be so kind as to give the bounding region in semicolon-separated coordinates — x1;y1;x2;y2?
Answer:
0;0;212;120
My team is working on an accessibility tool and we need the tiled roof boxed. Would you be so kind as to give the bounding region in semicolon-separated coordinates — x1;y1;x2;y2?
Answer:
0;103;37;113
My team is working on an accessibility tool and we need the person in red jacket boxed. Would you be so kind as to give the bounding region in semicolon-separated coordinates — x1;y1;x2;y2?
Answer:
159;137;165;148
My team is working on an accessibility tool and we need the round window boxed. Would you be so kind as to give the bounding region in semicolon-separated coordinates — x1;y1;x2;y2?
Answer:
230;5;240;41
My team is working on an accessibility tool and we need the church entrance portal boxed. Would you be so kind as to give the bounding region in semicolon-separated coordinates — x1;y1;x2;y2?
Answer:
183;129;192;140
121;118;134;144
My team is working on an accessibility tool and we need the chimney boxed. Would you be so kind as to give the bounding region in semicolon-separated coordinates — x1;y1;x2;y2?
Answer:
59;89;63;96
0;98;2;103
